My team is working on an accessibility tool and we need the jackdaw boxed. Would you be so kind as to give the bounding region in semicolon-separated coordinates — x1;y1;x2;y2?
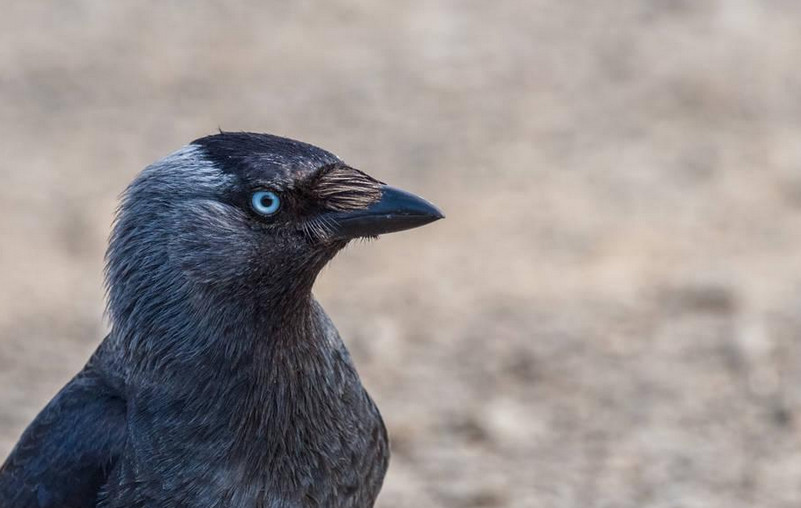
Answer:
0;132;443;507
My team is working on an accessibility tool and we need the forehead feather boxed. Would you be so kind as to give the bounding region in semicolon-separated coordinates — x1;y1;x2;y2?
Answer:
192;132;342;188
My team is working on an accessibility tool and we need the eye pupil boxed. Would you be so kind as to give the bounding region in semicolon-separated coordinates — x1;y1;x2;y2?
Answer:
251;191;281;216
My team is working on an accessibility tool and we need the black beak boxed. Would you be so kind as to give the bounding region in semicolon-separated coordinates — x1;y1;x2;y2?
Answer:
329;185;444;240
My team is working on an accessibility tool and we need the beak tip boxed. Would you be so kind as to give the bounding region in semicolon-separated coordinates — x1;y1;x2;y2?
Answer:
413;194;444;221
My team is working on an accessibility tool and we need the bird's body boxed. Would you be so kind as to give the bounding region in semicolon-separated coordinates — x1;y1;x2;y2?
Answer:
0;133;442;507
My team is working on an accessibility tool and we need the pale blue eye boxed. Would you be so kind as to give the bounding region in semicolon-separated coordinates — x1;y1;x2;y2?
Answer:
251;191;281;216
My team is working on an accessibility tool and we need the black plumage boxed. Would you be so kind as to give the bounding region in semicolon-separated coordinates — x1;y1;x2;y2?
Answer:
0;132;443;507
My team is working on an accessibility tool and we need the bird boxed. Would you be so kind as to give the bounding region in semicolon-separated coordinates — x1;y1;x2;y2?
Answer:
0;132;444;508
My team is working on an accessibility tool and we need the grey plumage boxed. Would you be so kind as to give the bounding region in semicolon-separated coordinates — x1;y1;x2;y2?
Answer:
0;132;443;507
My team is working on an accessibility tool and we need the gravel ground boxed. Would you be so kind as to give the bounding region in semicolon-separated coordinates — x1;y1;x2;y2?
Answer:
2;2;801;507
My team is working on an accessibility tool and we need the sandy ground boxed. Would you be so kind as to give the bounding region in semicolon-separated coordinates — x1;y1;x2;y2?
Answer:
1;1;801;506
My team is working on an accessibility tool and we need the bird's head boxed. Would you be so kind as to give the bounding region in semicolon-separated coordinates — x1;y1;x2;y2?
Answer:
105;132;443;327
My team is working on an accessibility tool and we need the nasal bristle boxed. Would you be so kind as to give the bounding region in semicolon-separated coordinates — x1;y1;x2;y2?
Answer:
312;164;383;211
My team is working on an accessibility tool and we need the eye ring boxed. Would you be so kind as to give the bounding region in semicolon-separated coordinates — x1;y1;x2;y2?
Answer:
251;190;281;216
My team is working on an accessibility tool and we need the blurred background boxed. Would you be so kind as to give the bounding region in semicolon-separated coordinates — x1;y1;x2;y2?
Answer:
1;1;801;507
